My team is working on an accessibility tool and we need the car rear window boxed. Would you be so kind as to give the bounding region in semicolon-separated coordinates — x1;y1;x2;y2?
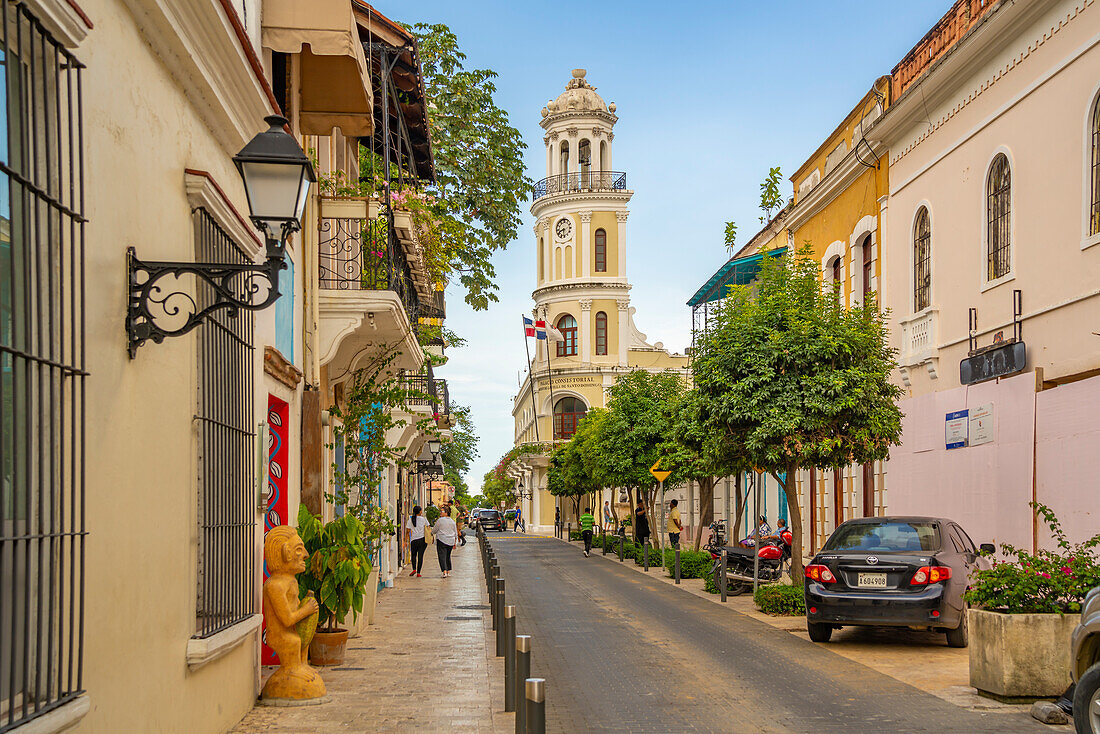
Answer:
824;521;939;552
483;511;501;520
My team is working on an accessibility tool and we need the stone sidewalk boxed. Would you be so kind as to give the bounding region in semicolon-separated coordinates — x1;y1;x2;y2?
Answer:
232;537;511;733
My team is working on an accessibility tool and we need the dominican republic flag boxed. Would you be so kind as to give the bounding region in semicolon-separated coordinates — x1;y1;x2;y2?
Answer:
536;320;564;342
523;315;535;337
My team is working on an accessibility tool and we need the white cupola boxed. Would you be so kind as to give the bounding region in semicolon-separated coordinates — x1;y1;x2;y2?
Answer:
540;69;618;180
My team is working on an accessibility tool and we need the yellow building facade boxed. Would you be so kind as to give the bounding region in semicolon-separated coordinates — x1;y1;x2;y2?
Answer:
508;70;689;532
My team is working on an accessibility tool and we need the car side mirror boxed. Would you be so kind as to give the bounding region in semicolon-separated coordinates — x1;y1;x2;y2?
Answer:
979;543;996;555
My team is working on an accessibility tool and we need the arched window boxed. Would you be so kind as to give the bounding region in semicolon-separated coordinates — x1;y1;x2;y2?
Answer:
913;207;931;311
1091;100;1100;236
556;314;577;357
600;140;608;171
830;256;841;285
538;238;545;281
559;141;569;176
553;396;587;440
861;234;873;303
594;228;607;272
595;311;607;355
579;139;591;183
987;153;1011;281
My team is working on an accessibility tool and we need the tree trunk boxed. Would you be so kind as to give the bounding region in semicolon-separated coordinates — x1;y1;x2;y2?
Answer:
732;474;746;541
692;476;716;550
774;463;805;580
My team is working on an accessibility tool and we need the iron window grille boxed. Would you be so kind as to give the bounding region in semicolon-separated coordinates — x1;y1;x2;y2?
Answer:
913;207;931;312
0;4;87;730
194;209;256;639
1092;101;1100;236
986;154;1011;281
553;397;587;440
594;228;606;272
595;311;607;355
555;315;577;357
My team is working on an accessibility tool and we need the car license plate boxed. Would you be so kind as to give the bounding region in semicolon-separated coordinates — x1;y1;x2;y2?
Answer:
857;573;887;588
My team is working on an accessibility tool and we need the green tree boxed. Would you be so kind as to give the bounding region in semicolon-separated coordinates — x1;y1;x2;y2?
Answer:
548;414;602;520
692;245;902;577
589;370;687;549
724;221;738;255
408;23;531;310
480;470;515;510
759;166;784;223
440;403;478;502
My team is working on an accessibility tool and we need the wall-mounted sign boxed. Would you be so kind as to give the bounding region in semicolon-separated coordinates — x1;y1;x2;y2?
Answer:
960;341;1026;385
945;409;969;450
538;375;599;388
969;403;995;446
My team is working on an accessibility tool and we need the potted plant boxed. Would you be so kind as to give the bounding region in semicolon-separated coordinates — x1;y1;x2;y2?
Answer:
966;503;1100;699
296;504;374;666
360;505;397;627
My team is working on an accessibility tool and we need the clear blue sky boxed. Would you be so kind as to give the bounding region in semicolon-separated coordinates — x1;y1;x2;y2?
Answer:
375;1;951;492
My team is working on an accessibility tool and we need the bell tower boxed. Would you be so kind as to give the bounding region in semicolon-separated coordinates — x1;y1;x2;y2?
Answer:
531;69;633;367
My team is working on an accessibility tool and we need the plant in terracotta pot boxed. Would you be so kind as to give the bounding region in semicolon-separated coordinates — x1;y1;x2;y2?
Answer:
965;503;1100;699
296;504;373;666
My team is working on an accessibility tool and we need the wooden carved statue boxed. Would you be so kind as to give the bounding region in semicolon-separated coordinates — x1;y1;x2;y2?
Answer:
261;525;325;701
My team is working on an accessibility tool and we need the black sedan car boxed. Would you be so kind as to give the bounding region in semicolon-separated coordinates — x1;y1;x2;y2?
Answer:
804;516;993;648
478;509;505;532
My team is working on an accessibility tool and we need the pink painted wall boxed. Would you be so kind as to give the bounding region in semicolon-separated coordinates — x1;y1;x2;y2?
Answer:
889;372;1035;550
1035;374;1100;547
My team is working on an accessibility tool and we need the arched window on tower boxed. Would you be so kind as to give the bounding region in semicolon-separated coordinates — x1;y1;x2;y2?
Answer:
579;139;591;185
594;228;607;272
600;140;607;172
554;396;587;440
556;314;577;357
595;311;607;355
539;238;545;281
559;141;570;177
913;207;930;312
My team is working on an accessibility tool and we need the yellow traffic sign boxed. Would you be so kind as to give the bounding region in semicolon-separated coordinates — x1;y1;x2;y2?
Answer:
650;459;671;483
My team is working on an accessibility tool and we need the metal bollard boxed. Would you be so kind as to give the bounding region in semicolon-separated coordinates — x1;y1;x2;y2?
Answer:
602;526;607;555
491;574;502;630
675;548;681;584
494;578;507;656
567;522;571;541
503;605;517;712
720;549;728;602
515;635;531;734
644;543;649;571
618;535;624;562
525;678;546;734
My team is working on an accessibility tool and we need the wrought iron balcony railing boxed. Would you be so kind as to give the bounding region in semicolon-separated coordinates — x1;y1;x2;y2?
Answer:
532;171;626;200
317;202;420;330
400;374;450;416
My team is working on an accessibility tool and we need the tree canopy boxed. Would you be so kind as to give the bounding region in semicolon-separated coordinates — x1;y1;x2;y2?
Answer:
440;403;478;502
692;245;902;575
408;23;530;310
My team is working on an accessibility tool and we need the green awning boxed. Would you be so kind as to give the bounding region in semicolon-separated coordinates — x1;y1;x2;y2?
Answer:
687;248;786;307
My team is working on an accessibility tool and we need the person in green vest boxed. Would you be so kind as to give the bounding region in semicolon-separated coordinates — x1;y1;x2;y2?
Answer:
579;507;595;557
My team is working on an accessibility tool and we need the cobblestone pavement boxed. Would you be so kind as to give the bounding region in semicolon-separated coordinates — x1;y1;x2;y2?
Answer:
490;532;1051;734
232;534;510;733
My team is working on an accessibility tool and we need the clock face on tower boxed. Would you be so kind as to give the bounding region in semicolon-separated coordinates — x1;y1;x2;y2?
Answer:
555;217;573;241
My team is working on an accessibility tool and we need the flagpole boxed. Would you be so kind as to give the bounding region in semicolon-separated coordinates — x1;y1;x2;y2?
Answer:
522;317;540;442
546;337;556;443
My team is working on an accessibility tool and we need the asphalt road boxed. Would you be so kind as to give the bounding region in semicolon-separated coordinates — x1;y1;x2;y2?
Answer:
486;531;1048;734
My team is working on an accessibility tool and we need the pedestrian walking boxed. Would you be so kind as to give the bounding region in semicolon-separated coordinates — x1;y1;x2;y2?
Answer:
579;507;595;556
514;506;523;532
602;500;614;532
433;508;458;577
405;505;429;578
634;503;650;547
667;498;683;549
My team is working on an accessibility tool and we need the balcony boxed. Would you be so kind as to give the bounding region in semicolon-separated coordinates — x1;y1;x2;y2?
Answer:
316;196;432;376
898;309;939;386
532;171;626;200
399;372;452;429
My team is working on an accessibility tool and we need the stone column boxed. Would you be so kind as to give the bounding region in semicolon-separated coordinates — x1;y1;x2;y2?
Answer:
579;299;592;363
616;211;628;279
616;299;629;365
579;210;592;278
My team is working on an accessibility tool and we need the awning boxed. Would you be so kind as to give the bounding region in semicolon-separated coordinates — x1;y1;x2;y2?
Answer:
687;248;787;307
262;0;374;137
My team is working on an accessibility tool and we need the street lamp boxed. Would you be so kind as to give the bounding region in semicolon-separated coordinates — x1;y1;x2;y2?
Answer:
127;115;316;356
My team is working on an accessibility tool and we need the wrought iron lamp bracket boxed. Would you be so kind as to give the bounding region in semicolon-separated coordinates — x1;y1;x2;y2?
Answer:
126;244;287;358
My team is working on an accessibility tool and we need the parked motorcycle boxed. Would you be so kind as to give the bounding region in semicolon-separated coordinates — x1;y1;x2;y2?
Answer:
707;529;793;596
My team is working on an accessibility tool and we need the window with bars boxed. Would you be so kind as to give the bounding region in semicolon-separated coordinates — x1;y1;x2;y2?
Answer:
553;397;587;440
556;314;577;357
913;207;931;312
986;153;1011;281
194;209;256;639
594;228;606;272
595;311;607;355
0;4;86;730
1091;100;1100;236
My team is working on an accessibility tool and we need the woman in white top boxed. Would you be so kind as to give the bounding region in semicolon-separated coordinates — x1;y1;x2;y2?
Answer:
405;505;428;577
433;508;459;578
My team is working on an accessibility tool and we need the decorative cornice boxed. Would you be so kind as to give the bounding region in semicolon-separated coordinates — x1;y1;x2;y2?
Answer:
530;190;633;215
532;281;630;300
23;0;92;47
264;346;303;389
578;211;592;223
184;169;263;258
786;144;884;236
540;109;618;129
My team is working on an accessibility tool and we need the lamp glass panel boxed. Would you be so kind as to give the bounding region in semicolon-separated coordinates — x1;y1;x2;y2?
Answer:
240;161;306;220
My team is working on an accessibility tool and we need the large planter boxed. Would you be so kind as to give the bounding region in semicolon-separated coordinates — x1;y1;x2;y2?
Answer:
969;608;1080;700
309;629;349;667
